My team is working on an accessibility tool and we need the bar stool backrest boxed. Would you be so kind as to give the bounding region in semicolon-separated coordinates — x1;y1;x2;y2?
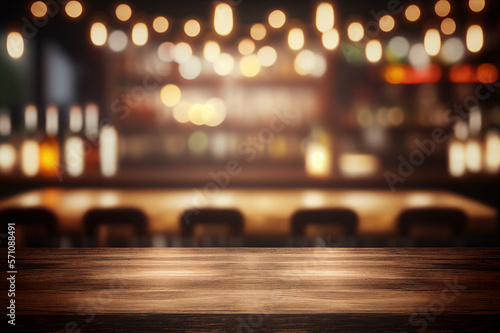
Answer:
0;207;58;247
83;208;148;247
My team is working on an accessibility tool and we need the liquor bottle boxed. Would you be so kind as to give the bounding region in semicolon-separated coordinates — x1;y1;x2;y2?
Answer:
0;108;16;174
39;104;60;178
20;105;41;177
63;105;85;177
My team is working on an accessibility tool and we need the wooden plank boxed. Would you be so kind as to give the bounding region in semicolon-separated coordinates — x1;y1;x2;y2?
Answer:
3;248;500;332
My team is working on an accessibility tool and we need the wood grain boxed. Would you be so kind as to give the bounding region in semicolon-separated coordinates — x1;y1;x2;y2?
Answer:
0;188;497;236
3;248;500;331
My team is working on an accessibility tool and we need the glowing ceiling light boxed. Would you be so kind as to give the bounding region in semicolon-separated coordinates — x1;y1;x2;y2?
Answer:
90;22;107;46
469;0;485;12
322;28;339;50
288;28;304;50
153;16;169;33
160;84;181;107
257;46;277;67
31;1;47;18
365;40;382;63
250;23;266;40
203;41;221;62
268;10;286;28
6;32;24;59
316;3;334;33
466;25;483;52
440;18;456;35
379;15;395;32
213;53;234;76
214;3;233;36
424;29;441;56
239;54;261;78
347;22;364;42
405;5;420;22
435;0;451;17
184;19;201;37
238;38;255;55
65;1;83;18
109;30;128;52
132;23;148;46
115;4;132;22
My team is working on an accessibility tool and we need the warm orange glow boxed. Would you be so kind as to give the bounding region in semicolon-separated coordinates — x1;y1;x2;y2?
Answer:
441;18;456;35
385;64;441;84
469;0;485;12
339;154;379;177
238;39;255;55
449;64;498;83
379;15;395;32
31;1;47;18
40;140;60;177
435;0;451;17
65;1;83;18
115;4;132;22
424;29;441;56
268;10;286;28
153;16;169;33
250;23;266;41
184;19;201;37
476;64;499;83
449;64;475;83
405;5;420;21
21;140;40;177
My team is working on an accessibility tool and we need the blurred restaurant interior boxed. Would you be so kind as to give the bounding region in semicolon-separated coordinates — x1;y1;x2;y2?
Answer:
0;0;499;248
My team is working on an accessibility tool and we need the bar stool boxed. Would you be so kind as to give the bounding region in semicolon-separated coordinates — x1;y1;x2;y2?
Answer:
180;208;244;247
291;208;358;247
397;208;467;247
0;207;59;247
83;208;149;247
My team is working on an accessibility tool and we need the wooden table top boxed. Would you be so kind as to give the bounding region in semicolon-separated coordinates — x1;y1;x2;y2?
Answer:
0;188;497;236
4;248;500;332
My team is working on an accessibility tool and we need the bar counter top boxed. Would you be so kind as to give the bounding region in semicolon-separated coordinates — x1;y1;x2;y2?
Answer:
2;248;500;332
